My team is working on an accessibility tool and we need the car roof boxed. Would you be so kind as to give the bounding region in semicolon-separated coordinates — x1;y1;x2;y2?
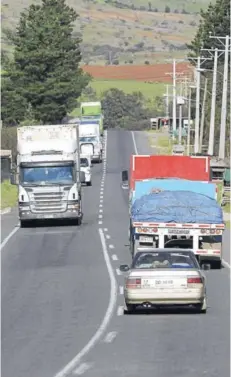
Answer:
136;248;194;253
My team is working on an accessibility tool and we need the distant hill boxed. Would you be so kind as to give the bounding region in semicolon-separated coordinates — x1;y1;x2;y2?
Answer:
2;0;214;65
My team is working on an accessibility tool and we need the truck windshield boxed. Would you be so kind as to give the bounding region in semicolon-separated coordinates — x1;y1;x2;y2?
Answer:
80;137;97;143
20;165;75;185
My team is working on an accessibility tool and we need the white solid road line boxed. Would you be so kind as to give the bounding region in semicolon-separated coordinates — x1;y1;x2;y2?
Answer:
119;286;124;295
54;228;117;377
0;226;19;251
103;331;117;343
131;131;138;155
130;131;231;270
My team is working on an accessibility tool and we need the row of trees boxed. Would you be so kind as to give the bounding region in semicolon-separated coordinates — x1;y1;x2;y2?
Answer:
187;0;230;155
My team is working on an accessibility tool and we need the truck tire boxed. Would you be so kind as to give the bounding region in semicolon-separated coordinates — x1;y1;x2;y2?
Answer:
86;181;92;186
20;220;27;228
212;260;222;269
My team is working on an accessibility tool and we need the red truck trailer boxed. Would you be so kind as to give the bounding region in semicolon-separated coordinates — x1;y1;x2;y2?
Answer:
129;155;211;190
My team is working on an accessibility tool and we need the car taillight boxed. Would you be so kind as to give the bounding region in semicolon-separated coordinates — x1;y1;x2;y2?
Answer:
126;278;141;289
187;277;203;285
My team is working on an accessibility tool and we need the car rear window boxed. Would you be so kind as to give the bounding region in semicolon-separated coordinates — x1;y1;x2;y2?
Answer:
132;251;198;269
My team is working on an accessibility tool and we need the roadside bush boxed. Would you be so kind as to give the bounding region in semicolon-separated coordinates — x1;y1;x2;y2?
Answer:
1;127;17;162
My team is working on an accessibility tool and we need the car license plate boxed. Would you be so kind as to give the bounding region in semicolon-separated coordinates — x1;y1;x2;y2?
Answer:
139;236;153;243
141;278;177;288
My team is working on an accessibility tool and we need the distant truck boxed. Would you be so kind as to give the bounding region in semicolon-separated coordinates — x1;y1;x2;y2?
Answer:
11;125;85;227
79;123;103;163
80;101;104;133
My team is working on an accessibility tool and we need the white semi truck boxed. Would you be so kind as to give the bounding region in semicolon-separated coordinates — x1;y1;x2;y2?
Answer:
11;125;85;227
79;123;102;163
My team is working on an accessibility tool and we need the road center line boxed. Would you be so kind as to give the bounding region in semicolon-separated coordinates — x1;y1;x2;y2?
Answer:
54;227;117;377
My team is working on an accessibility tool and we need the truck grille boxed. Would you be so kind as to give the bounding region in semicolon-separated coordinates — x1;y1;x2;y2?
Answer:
29;191;67;213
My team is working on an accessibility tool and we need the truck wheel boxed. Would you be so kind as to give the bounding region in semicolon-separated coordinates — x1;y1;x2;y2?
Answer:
20;220;27;228
213;260;221;269
86;181;92;186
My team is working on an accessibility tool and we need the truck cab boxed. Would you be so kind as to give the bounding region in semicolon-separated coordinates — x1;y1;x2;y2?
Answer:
12;125;84;227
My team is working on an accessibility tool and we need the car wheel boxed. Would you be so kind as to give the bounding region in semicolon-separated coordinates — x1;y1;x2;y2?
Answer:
124;303;135;314
195;297;207;314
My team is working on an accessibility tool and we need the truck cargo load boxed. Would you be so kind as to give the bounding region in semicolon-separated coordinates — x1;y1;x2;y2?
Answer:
128;177;225;269
131;191;223;224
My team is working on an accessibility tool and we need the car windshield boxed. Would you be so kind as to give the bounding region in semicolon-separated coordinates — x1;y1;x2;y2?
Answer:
80;137;97;143
80;158;89;167
132;251;198;269
20;165;75;185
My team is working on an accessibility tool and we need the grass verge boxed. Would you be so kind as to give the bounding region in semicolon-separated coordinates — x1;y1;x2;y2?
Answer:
225;221;230;229
1;180;17;209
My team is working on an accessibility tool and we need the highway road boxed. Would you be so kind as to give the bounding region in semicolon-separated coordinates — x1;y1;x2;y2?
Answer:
1;130;230;377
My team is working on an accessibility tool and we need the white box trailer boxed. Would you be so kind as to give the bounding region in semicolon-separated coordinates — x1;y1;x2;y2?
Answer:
12;125;84;227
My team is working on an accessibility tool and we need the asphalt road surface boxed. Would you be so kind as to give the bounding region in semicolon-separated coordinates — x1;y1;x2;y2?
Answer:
1;130;230;377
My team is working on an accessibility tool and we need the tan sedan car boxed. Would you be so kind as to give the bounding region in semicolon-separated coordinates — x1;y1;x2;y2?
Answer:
120;248;208;314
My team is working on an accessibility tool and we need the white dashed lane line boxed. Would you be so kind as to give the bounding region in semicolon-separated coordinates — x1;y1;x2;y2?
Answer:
109;244;115;249
117;306;124;316
98;221;103;225
116;268;121;276
104;228;108;232
112;254;118;261
106;234;110;239
73;363;92;375
103;331;117;343
119;286;124;295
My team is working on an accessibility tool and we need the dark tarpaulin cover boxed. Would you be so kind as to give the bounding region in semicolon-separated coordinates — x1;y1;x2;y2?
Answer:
131;190;223;224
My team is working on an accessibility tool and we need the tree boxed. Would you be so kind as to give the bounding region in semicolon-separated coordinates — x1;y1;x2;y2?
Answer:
187;0;230;155
165;6;171;13
1;0;91;125
187;0;230;69
102;88;152;130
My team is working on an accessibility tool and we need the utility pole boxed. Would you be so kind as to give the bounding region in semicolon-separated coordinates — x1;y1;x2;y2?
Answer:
165;58;187;135
172;59;177;133
188;56;212;154
206;48;218;156
164;84;169;118
199;77;208;153
187;87;192;155
209;35;231;159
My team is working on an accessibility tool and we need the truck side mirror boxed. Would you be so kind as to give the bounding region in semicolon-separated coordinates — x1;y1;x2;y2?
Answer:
122;170;128;182
80;171;85;183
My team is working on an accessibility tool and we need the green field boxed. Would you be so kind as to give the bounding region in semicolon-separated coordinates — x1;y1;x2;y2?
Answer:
90;79;165;99
70;80;164;116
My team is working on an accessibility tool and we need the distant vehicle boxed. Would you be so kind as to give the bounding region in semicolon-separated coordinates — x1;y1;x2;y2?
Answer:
79;123;103;163
80;154;92;186
119;248;208;314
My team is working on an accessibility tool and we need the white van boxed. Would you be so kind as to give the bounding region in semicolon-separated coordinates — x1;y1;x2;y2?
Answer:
80;154;92;186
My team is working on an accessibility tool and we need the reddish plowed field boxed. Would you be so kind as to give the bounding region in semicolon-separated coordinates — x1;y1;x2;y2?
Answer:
82;63;193;82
